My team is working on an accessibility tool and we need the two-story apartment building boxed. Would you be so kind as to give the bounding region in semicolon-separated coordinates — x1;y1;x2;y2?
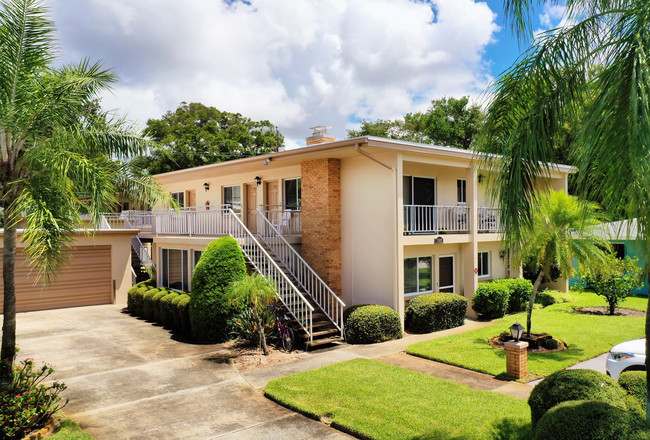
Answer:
123;130;571;346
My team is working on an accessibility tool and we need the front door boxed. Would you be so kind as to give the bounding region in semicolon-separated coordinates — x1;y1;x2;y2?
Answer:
245;183;257;233
438;255;455;293
265;181;279;206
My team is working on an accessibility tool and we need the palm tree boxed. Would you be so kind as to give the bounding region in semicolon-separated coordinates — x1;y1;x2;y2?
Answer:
482;0;649;418
227;273;277;355
518;191;609;335
0;0;168;387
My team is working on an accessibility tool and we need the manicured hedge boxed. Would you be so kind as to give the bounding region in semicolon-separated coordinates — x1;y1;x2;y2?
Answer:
344;305;402;344
128;285;152;316
534;400;650;440
405;293;467;333
173;294;192;335
535;289;573;307
495;278;533;313
620;371;647;410
160;292;180;327
528;369;627;427
189;237;247;343
151;290;169;322
142;288;161;320
472;283;509;319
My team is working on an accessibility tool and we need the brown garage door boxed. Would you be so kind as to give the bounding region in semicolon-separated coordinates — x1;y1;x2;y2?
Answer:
0;246;113;312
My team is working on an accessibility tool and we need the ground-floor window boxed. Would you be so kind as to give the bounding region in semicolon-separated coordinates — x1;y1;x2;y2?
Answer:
404;256;432;295
477;251;490;277
161;249;188;291
193;250;202;268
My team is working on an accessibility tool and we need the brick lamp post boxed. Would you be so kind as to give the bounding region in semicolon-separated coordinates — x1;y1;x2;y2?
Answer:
505;322;528;379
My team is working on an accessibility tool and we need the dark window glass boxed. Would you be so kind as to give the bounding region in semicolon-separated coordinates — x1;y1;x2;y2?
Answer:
477;252;489;276
612;243;625;259
284;179;301;209
162;249;187;290
404;258;418;294
413;177;435;205
403;176;412;205
418;257;432;292
439;256;454;292
172;192;185;208
457;179;467;203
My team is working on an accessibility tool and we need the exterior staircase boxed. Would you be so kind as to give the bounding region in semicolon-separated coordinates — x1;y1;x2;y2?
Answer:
256;241;343;347
131;247;151;284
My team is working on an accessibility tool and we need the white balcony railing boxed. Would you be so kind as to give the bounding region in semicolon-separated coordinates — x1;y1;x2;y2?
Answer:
403;205;470;234
258;205;301;235
478;207;501;233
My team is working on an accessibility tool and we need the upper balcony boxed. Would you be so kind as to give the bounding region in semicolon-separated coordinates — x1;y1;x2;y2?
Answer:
403;205;501;235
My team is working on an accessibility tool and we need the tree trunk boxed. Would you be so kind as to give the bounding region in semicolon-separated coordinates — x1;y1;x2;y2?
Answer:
0;219;17;389
609;302;616;315
252;308;268;356
646;274;649;422
526;270;544;337
645;275;650;422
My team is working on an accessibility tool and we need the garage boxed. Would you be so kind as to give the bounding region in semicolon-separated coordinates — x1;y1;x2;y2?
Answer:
0;246;113;312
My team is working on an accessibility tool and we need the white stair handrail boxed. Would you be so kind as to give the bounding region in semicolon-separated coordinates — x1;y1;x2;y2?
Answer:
224;209;315;342
257;208;345;333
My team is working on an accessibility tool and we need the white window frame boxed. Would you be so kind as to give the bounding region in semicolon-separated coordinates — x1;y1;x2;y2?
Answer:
171;191;185;208
404;256;434;297
438;254;456;292
457;179;467;204
223;185;242;213
160;248;188;291
283;178;301;210
477;251;490;278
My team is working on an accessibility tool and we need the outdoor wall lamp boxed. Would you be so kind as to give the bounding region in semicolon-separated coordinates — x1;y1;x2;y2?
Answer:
203;182;210;192
254;176;262;186
478;174;485;184
509;322;525;341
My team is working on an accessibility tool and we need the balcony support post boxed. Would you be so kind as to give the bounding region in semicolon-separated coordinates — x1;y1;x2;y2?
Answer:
463;166;479;317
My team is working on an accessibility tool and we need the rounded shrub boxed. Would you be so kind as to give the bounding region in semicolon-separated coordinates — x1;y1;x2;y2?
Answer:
172;294;192;335
344;305;402;344
528;369;627;426
127;285;139;314
620;371;647;408
534;400;650;440
151;290;168;323
142;288;161;320
472;283;509;319
160;292;180;327
405;293;467;333
189;237;247;343
494;278;533;313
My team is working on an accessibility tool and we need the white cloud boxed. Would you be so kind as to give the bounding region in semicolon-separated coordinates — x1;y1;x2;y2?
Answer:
47;0;498;145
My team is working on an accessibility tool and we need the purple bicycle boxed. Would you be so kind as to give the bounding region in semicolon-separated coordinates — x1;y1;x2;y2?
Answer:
275;310;295;352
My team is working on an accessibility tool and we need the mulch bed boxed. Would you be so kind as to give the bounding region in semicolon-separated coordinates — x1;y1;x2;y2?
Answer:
574;306;645;317
205;340;311;372
489;332;567;353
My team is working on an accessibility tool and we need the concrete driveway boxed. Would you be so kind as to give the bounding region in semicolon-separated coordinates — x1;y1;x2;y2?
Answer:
16;305;350;440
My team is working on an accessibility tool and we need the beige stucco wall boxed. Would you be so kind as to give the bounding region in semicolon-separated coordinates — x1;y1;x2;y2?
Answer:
477;241;508;282
340;151;398;309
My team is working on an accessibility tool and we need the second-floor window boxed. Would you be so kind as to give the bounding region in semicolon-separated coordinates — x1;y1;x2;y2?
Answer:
477;251;490;277
457;179;467;204
284;178;301;210
223;185;241;212
403;176;435;205
171;191;185;208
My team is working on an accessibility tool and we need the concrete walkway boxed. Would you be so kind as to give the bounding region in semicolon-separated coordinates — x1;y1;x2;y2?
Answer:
16;305;351;440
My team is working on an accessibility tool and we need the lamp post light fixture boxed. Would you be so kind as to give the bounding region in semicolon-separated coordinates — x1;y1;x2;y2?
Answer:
254;176;262;186
203;182;210;192
509;322;525;341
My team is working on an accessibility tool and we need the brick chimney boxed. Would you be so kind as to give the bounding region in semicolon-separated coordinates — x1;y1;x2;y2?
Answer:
306;126;335;146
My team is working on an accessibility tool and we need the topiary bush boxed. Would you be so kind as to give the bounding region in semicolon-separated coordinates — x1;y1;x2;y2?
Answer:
528;369;627;427
493;278;533;313
344;305;402;344
130;285;151;316
534;400;650;440
151;290;169;322
189;237;247;343
620;371;647;410
472;283;509;319
142;288;161;320
160;292;180;327
172;294;192;335
405;293;467;333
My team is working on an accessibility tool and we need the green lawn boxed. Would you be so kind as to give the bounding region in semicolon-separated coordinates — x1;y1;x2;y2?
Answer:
265;358;532;440
407;291;647;380
49;417;95;440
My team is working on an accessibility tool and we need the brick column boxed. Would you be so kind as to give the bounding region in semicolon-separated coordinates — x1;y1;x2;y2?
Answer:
504;340;529;379
301;158;342;294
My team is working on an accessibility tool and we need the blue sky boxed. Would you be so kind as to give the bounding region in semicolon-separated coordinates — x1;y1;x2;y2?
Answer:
48;0;564;148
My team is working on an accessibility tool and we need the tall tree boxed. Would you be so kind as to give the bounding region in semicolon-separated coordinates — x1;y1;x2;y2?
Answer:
0;0;168;386
482;0;650;418
348;96;484;149
131;102;283;175
518;191;608;335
